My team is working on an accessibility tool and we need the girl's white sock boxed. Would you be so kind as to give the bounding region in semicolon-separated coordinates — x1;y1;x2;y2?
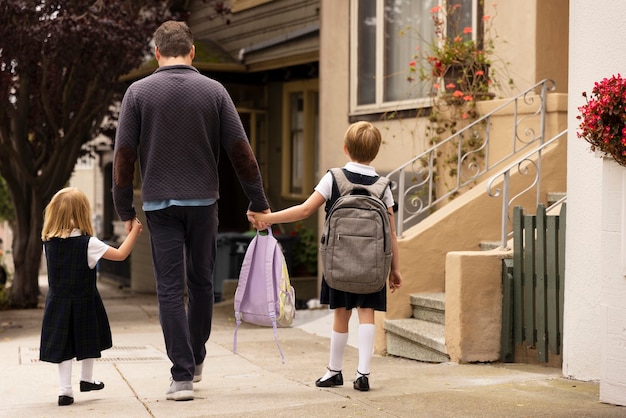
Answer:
58;360;73;397
321;331;349;380
80;358;95;383
356;323;375;379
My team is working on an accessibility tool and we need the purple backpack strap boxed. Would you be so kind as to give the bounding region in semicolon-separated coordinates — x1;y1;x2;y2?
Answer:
264;230;285;363
233;232;258;355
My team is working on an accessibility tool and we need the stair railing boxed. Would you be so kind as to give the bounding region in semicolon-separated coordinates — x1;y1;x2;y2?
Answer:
486;129;568;249
386;79;556;237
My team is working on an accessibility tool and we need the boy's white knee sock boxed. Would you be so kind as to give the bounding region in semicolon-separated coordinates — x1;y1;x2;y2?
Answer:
356;323;375;378
58;360;73;397
321;331;349;380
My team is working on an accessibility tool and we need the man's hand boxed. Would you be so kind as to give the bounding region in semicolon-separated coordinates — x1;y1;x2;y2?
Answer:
247;209;271;230
124;217;140;234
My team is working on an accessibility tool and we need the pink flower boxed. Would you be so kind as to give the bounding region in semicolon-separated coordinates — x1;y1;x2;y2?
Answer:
453;90;464;98
463;27;472;34
475;70;485;76
578;74;626;165
446;83;456;89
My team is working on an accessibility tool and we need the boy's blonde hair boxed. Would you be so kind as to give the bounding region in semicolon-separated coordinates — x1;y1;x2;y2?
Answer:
343;121;382;163
41;187;94;241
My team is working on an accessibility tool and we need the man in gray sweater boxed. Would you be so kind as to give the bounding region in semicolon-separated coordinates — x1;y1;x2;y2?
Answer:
113;20;269;401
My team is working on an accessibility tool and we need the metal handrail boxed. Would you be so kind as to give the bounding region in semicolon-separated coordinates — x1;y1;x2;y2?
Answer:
486;129;568;249
386;79;556;237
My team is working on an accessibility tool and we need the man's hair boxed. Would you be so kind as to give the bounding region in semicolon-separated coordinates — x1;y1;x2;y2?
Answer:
42;187;94;241
343;121;382;163
154;20;193;58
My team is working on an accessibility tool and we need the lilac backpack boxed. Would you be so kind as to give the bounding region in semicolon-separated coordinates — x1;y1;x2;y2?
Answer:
233;229;295;362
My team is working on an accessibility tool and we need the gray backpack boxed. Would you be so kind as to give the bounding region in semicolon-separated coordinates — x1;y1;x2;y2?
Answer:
320;168;392;294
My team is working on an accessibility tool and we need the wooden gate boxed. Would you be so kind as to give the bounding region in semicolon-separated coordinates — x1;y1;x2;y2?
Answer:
501;203;566;364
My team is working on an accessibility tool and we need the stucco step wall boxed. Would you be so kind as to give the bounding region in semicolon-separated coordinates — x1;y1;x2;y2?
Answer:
384;318;449;363
410;292;445;325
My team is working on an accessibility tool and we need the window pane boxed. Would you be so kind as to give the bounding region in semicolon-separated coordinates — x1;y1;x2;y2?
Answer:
384;0;437;102
357;0;377;105
447;0;473;40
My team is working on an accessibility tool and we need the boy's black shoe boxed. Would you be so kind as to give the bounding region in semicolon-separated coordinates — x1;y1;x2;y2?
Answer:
58;395;74;406
80;380;105;392
315;370;343;387
353;374;370;391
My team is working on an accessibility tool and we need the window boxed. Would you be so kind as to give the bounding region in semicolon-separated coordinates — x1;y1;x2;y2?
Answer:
350;0;479;115
282;81;318;200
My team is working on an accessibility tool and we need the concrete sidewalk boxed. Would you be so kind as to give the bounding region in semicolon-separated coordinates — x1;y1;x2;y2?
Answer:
0;277;623;417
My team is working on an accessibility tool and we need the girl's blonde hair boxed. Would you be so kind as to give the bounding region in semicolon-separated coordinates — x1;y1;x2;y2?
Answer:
41;187;94;241
343;121;382;163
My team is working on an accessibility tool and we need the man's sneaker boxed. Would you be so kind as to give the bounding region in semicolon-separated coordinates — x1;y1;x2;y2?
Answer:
193;363;203;383
166;380;194;401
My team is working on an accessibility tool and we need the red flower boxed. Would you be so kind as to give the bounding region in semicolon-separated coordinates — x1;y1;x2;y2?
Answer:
578;74;626;166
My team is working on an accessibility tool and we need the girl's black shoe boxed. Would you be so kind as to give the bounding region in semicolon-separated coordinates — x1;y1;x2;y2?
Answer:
315;370;343;387
80;380;105;392
353;373;370;391
58;395;74;406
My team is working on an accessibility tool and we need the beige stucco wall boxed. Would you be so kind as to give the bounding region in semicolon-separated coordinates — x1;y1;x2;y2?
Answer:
445;250;510;363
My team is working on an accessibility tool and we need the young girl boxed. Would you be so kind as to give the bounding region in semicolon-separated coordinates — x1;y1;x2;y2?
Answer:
250;121;403;391
40;187;143;406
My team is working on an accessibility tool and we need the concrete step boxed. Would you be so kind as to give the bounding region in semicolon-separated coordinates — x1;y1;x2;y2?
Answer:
547;192;566;206
479;241;501;251
410;292;445;325
384;318;450;363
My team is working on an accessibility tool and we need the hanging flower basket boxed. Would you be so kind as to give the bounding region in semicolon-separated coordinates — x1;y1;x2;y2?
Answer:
577;74;626;167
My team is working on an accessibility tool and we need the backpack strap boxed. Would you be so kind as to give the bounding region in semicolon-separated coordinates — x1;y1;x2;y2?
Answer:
329;167;391;201
263;229;286;363
233;233;259;355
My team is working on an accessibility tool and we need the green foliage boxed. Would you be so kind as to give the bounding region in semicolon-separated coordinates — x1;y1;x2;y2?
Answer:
0;287;10;311
0;177;14;223
291;222;318;276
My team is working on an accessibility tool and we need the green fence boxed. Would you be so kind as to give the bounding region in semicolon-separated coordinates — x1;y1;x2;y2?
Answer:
501;203;566;363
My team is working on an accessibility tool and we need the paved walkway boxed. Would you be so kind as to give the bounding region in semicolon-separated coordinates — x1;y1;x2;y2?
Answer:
0;277;623;417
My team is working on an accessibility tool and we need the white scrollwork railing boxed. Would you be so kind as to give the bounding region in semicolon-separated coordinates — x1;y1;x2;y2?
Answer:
386;79;556;237
486;129;568;249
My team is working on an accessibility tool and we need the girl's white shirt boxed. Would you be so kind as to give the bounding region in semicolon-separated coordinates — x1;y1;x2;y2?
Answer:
69;229;110;269
314;162;395;208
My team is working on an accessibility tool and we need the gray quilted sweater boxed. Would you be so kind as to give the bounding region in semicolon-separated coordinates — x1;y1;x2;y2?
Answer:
113;65;269;220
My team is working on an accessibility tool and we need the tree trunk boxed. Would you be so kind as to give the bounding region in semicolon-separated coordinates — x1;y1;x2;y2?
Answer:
9;188;44;308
